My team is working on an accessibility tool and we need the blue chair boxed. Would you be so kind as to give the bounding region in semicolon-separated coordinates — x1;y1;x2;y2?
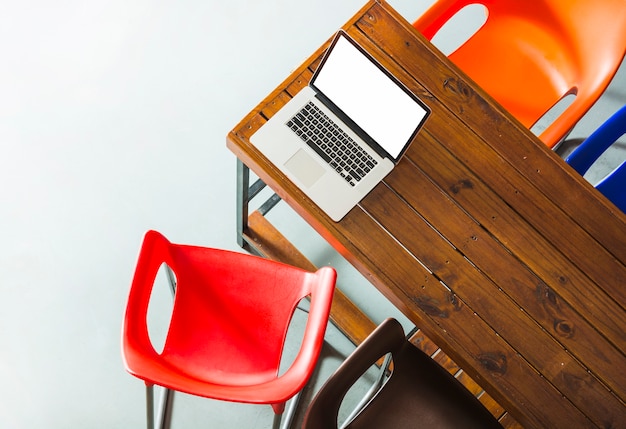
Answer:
566;106;626;213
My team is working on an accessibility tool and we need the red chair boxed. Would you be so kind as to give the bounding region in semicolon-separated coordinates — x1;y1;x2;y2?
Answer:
122;230;336;429
413;0;626;149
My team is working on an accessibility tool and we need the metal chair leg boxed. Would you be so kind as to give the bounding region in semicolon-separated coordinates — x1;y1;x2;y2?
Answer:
236;159;250;250
340;352;393;429
272;412;283;429
280;390;302;429
165;265;176;296
235;159;281;256
156;388;174;429
269;392;301;429
146;384;155;429
340;326;418;428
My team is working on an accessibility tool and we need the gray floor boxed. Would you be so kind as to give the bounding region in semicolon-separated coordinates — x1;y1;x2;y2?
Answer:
1;1;624;428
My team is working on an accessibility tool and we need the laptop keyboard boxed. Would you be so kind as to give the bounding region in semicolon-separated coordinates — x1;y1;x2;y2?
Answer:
286;101;378;187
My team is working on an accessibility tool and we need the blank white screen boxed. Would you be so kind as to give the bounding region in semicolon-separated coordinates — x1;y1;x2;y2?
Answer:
313;35;428;159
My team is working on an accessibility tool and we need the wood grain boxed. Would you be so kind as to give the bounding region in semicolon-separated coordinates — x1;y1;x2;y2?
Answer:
227;1;626;427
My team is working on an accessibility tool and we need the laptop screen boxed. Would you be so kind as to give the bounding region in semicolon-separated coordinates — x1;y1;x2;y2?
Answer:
311;32;430;161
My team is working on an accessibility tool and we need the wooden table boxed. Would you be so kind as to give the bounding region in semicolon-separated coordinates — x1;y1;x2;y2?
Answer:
227;1;626;427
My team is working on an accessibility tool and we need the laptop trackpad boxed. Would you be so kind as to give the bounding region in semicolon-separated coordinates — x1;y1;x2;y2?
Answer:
284;149;325;188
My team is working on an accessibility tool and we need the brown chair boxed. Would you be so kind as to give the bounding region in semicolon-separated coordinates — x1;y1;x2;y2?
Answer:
302;318;503;428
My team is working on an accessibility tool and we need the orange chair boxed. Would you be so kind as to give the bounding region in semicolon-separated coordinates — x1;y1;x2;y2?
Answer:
122;230;336;429
413;0;626;148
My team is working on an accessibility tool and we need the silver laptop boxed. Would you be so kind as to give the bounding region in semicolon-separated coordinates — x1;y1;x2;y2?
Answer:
250;31;430;221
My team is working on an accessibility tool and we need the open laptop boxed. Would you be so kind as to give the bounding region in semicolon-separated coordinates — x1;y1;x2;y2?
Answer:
250;30;430;221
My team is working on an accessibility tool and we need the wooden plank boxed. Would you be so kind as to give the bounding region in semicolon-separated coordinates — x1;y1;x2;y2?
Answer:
410;115;626;350
285;69;313;98
498;413;525;429
408;329;440;356
337;205;595;428
478;393;507;423
359;183;624;427
400;131;626;395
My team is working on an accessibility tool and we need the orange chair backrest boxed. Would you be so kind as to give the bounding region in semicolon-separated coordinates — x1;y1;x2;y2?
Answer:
413;0;626;148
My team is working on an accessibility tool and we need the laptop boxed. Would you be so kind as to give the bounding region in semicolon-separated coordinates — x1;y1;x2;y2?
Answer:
250;30;430;221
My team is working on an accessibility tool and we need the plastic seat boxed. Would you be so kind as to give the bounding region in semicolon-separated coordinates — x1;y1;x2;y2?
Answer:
565;105;626;213
302;318;503;429
122;230;337;429
412;0;626;148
